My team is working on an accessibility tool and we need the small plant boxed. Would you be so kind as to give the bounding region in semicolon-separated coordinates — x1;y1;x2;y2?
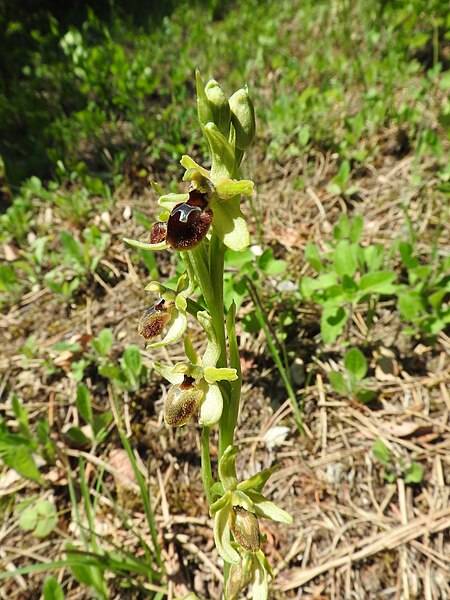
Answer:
125;72;292;599
373;439;424;485
17;497;58;539
329;348;375;403
301;214;399;344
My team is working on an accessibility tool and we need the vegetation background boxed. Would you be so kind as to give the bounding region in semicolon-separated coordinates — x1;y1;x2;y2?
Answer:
0;0;449;598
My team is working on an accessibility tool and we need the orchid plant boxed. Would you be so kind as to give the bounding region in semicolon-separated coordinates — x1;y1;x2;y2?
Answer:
125;71;292;600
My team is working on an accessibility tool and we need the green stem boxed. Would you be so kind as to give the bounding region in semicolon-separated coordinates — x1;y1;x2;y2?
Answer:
201;426;213;504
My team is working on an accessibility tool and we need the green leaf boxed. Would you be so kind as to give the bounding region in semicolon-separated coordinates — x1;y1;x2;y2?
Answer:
305;243;322;272
404;462;424;484
92;413;113;441
349;214;364;243
333;240;357;278
373;439;391;465
122;345;142;378
258;249;287;275
64;427;91;447
359;271;397;295
2;446;43;483
356;389;375;404
398;292;424;320
329;371;348;396
34;500;57;538
60;231;84;265
76;384;93;425
19;506;38;531
344;348;367;380
43;576;65;600
321;306;348;344
90;328;113;356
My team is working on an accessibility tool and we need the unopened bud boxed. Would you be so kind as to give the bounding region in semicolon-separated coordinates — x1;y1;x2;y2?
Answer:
205;79;231;138
226;560;247;600
229;88;255;150
164;376;204;427
138;300;172;341
230;507;260;553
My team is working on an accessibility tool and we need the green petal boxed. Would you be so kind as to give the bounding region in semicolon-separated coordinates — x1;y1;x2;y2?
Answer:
247;491;293;524
199;382;223;426
123;237;167;251
158;192;189;210
210;196;250;252
213;505;240;565
215;178;254;200
218;445;239;492
203;366;238;384
153;362;184;385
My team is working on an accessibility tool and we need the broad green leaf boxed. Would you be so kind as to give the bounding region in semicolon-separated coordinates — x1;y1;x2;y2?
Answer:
356;389;375;404
92;413;113;440
329;371;348;396
60;231;84;265
122;345;142;377
373;439;391;465
43;577;65;600
333;214;350;240
305;243;322;272
2;446;42;483
333;240;357;277
359;271;397;294
321;306;348;344
34;500;57;538
91;328;113;356
349;214;363;243
344;348;367;380
19;506;38;531
398;292;424;320
76;384;92;425
64;427;91;447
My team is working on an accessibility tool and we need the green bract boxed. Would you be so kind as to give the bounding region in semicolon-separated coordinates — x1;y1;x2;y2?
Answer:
209;445;292;564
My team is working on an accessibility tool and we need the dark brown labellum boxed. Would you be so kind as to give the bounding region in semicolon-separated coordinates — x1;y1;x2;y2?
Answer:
164;378;204;427
166;190;212;250
149;221;167;244
230;507;260;553
138;300;171;341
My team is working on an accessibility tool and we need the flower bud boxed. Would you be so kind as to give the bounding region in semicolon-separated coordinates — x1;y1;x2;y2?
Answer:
149;221;167;244
226;560;247;600
229;88;256;150
164;375;204;427
166;190;212;250
138;300;172;341
230;507;260;553
205;79;231;138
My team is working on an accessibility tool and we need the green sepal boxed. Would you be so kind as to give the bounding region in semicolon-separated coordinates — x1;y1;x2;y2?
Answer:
218;445;239;492
209;195;250;252
153;362;184;385
180;154;210;179
150;180;165;196
210;481;225;501
184;336;201;365
213;503;240;564
197;311;221;367
247;490;293;524
203;366;238;384
237;466;279;494
199;381;223;426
